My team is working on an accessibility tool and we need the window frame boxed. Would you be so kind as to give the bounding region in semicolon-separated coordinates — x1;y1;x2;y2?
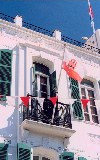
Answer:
32;63;50;98
80;80;99;124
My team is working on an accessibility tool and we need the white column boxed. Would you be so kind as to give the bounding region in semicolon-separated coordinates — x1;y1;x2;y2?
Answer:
26;47;33;95
94;80;100;100
18;46;26;96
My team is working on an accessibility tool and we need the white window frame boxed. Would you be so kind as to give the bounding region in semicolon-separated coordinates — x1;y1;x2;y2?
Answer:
35;71;50;98
80;82;99;124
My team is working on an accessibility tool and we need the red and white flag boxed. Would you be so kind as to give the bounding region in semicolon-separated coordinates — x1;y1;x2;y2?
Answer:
89;4;94;20
62;49;85;82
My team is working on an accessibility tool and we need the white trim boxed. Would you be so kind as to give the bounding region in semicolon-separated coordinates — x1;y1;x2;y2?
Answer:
80;80;99;124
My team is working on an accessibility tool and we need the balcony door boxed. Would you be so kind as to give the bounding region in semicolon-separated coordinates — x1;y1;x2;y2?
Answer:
32;62;57;98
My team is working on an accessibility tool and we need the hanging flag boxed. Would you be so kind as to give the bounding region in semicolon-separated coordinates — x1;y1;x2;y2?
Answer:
20;97;30;107
62;59;85;82
49;96;58;105
89;4;94;20
81;99;90;108
62;49;85;82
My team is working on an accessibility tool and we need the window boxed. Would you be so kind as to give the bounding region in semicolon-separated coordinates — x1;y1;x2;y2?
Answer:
33;156;50;160
0;49;12;100
80;79;99;124
32;62;57;98
0;143;8;160
69;78;83;119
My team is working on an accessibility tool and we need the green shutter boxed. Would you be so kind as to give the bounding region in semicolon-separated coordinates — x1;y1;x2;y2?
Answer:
0;49;12;99
0;143;8;160
78;157;87;160
32;66;38;97
70;78;83;119
59;151;74;160
17;143;31;160
49;71;57;97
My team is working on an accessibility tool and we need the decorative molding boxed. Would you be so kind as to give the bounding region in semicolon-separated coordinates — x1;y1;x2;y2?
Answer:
1;19;100;61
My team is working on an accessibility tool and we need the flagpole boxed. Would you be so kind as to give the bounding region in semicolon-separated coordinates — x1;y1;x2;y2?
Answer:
57;43;66;89
51;44;66;124
87;0;99;49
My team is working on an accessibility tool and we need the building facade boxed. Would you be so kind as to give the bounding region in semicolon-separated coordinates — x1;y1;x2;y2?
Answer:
0;14;100;160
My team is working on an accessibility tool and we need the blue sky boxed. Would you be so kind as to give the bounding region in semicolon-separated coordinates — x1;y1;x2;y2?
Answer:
0;0;100;42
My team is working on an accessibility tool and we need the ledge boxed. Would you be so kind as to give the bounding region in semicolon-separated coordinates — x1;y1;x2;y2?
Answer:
21;119;76;138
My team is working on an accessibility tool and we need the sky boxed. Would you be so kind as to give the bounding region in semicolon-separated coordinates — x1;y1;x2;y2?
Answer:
0;0;100;42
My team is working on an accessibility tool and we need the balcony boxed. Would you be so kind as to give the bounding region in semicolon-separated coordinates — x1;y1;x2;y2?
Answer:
21;98;75;138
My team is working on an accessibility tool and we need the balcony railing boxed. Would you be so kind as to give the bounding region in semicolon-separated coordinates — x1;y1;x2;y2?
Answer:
0;12;100;54
23;97;72;129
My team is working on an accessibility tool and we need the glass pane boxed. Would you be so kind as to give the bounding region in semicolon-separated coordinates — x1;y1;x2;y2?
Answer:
33;156;39;160
81;79;94;88
84;113;90;121
40;84;47;92
42;157;50;160
90;106;97;115
90;99;95;106
88;90;94;98
92;115;99;124
40;76;47;84
83;106;88;113
81;88;86;97
41;92;47;98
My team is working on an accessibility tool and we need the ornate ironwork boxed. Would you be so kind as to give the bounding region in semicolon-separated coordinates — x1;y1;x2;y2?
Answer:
61;35;100;54
22;21;53;37
23;98;72;129
0;12;100;54
0;12;14;23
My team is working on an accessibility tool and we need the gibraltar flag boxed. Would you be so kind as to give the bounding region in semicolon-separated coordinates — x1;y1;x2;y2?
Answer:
62;49;85;82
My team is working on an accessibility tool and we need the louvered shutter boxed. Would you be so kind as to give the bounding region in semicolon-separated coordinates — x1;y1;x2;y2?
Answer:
70;78;83;119
78;157;87;160
0;143;8;160
49;71;57;97
59;151;74;160
32;66;38;97
17;143;31;160
0;49;12;100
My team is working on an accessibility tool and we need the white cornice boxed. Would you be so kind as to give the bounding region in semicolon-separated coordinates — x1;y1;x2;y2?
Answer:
0;19;100;60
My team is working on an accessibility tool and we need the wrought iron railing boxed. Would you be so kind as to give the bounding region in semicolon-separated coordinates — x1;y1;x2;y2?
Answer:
0;12;14;23
23;21;53;37
0;12;100;54
23;97;72;129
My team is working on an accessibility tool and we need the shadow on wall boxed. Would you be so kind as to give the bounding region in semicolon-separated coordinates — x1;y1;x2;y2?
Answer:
0;99;23;145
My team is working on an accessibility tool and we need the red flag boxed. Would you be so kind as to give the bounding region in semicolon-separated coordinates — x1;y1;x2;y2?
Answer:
49;97;58;105
20;97;30;107
81;99;90;108
89;5;94;20
62;61;83;82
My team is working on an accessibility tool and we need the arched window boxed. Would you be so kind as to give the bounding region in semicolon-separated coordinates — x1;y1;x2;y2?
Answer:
32;62;57;98
80;79;99;124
